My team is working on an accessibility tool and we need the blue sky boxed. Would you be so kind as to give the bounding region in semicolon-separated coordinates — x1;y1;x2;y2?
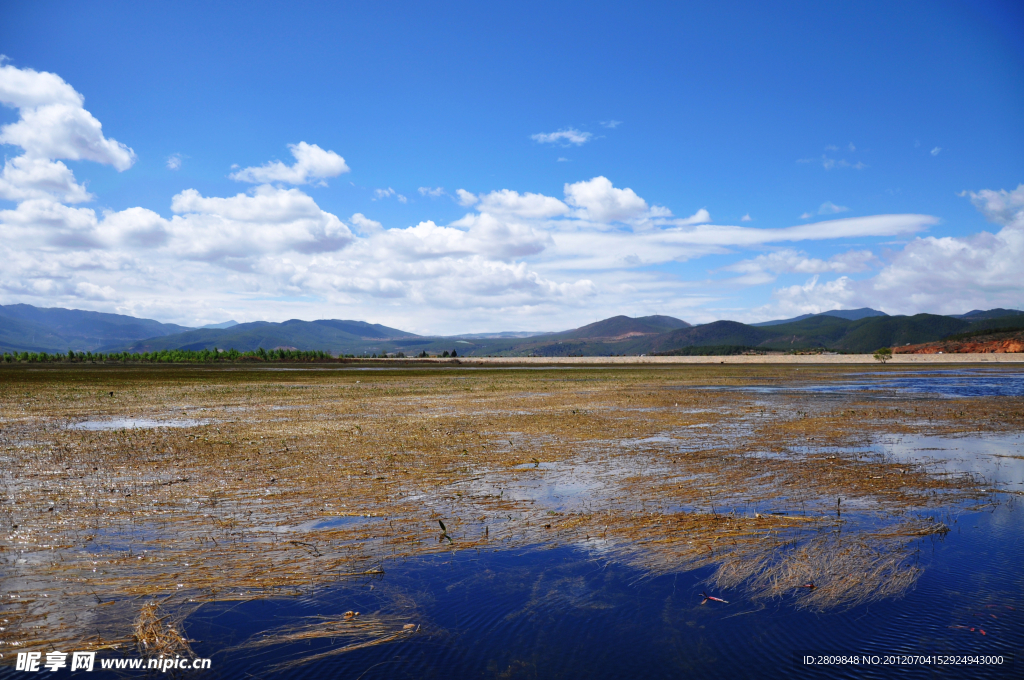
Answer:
1;0;1022;332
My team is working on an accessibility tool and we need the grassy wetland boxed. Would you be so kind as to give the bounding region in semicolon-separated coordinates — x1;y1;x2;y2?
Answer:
1;363;1023;674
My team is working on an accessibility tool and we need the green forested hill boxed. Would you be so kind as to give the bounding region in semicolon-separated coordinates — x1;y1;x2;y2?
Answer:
0;304;193;353
121;319;419;353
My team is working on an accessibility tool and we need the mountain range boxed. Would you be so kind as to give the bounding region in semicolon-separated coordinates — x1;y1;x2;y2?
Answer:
2;303;1023;357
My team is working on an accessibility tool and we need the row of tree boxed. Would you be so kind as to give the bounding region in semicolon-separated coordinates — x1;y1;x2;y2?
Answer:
0;347;474;364
2;348;338;364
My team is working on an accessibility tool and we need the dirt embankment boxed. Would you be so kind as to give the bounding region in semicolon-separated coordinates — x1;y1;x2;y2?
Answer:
895;330;1024;354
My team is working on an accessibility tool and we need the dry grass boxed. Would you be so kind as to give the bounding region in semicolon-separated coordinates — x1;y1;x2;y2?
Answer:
0;363;1019;655
231;613;419;671
132;600;194;658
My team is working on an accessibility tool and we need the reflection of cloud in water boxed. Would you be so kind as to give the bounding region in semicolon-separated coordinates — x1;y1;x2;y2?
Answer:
696;369;1024;399
878;433;1024;487
67;418;212;430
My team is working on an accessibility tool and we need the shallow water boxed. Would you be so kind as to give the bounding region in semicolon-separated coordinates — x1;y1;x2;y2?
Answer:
699;368;1024;399
66;418;212;430
34;433;1013;680
5;369;1023;679
179;499;1022;680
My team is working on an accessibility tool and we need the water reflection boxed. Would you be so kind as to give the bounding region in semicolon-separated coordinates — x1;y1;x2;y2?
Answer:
67;417;213;430
178;506;1023;680
695;368;1024;399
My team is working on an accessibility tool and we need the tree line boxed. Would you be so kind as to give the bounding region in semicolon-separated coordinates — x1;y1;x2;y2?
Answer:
1;348;339;364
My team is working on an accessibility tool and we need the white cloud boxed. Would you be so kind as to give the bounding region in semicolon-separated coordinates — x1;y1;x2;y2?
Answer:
373;187;408;203
166;154;183;170
931;147;941;156
229;142;349;185
531;128;592;146
0;198;104;249
766;185;1024;317
601;120;622;129
557;157;570;162
723;248;878;285
564;176;649;222
101;206;171;248
473;189;569;219
8;62;1012;334
350;212;382;234
0;61;135;171
0;60;82;108
964;184;1024;224
675;208;711;226
449;212;551;259
802;201;849;219
741;213;752;222
167;185;354;260
0;156;92;203
455;189;478;207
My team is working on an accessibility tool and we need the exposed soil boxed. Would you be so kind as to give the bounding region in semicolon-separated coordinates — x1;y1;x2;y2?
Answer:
895;329;1024;354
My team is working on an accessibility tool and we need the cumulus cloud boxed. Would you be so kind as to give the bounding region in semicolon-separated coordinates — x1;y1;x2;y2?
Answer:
531;128;592;146
455;189;478;206
766;185;1024;317
7;61;1014;333
564;176;649;222
0;62;136;171
229;142;349;185
167;185;354;260
741;213;752;222
350;212;383;234
166;154;183;170
600;120;622;129
472;189;569;219
0;156;92;203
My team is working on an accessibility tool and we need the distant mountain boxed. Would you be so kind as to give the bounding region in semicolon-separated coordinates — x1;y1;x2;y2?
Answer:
555;315;690;340
654;313;1024;355
452;331;547;339
951;308;1024;320
199;320;239;329
4;303;1021;359
0;303;193;353
753;308;888;327
121;318;419;353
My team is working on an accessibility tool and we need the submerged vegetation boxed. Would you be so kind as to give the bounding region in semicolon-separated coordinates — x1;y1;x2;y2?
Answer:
0;363;1020;663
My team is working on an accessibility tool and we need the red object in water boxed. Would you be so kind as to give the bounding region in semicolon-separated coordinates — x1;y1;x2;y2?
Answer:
799;582;816;590
700;591;729;604
980;630;987;636
990;614;998;619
